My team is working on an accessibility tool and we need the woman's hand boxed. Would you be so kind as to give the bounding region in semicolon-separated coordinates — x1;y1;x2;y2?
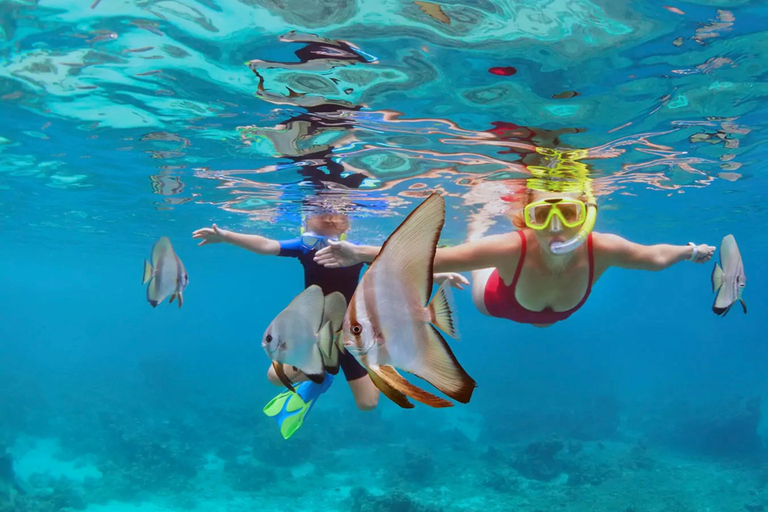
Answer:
690;243;716;264
314;240;363;268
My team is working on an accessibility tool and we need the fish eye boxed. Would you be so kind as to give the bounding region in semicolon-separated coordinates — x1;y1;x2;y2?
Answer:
739;283;746;287
351;324;362;335
265;334;273;343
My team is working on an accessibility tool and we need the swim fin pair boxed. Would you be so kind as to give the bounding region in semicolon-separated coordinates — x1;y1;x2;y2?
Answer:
263;372;334;439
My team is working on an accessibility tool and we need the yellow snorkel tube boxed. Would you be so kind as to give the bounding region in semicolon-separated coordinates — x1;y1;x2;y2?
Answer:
526;147;597;255
549;182;597;255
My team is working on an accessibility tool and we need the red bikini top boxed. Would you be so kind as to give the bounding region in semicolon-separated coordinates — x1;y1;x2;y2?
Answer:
484;230;594;325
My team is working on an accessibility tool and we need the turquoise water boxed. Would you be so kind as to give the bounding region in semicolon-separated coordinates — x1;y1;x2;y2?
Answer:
1;0;767;511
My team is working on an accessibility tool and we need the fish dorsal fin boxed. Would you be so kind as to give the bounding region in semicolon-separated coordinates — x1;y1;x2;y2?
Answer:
711;263;724;293
283;285;326;333
322;292;347;334
373;193;445;307
428;280;460;340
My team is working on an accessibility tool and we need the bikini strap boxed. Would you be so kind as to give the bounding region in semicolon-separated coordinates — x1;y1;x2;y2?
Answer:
511;230;527;286
572;233;595;311
586;232;594;291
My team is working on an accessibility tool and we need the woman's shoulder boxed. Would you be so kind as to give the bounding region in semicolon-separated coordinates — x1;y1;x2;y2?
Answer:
463;231;525;266
477;230;525;249
591;231;631;250
590;232;637;268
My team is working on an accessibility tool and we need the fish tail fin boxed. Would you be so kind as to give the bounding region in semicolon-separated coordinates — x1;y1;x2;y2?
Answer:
322;292;347;333
318;321;340;375
414;325;477;404
142;260;154;284
335;329;347;354
711;263;724;293
320;292;345;373
428;280;460;340
373;365;453;408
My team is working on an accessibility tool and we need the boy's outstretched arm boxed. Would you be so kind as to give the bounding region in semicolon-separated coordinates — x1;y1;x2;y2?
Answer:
192;223;281;256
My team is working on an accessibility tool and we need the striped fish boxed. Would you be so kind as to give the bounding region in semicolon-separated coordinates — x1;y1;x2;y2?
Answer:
142;236;188;308
341;193;477;408
262;285;346;392
712;234;747;316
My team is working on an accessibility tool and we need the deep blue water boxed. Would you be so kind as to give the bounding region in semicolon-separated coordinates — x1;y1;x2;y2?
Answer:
1;1;767;511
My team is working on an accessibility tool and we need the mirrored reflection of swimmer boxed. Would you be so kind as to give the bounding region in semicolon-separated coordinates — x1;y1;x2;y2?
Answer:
486;121;586;168
239;107;367;190
239;31;378;191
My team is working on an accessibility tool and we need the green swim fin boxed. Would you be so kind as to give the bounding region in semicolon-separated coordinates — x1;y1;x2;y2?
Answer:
263;374;334;439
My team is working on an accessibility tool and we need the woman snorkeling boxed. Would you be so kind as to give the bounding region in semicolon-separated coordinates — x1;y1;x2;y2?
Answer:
314;173;715;328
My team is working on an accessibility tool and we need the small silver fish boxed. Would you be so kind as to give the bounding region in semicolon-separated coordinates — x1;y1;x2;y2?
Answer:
712;234;746;316
342;193;476;409
142;236;188;308
263;285;346;391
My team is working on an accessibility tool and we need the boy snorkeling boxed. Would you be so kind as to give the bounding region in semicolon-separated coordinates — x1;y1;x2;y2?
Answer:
192;211;467;438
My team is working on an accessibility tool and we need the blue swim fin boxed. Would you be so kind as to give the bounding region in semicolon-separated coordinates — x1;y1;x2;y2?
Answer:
263;373;334;439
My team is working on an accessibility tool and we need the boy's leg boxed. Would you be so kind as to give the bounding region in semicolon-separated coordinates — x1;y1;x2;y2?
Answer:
347;376;379;411
266;363;309;386
339;352;379;410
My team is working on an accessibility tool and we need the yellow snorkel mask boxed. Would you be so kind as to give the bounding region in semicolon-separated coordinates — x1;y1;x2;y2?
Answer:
525;147;597;255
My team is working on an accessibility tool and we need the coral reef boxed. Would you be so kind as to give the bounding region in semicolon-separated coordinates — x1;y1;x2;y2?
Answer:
652;396;764;459
0;476;86;512
512;439;565;481
223;457;279;493
348;487;442;512
96;410;201;497
396;446;435;487
482;395;622;443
